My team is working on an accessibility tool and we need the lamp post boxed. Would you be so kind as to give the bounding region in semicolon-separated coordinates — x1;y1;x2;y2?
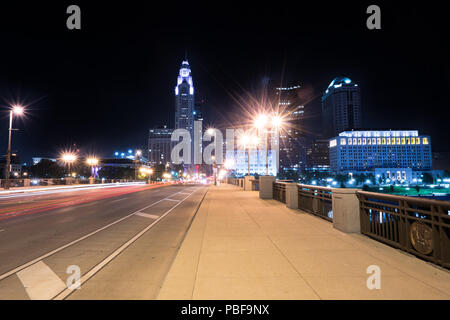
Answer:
211;155;217;186
239;133;259;177
134;150;142;181
4;105;24;189
62;153;77;177
253;114;282;176
86;158;99;178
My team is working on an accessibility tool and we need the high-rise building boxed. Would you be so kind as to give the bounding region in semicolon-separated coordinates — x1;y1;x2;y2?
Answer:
306;139;330;171
175;60;195;134
274;84;308;173
322;77;361;139
148;126;173;165
329;130;432;183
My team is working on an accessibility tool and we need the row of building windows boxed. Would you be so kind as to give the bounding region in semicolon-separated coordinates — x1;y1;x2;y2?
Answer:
334;137;429;146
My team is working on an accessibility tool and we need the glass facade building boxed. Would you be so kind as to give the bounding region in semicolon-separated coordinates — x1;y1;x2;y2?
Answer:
148;126;173;165
322;77;361;139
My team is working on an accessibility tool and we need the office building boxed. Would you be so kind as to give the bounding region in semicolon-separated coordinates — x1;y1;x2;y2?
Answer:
306;139;330;171
329;130;432;183
148;126;173;165
175;60;195;133
274;84;308;173
322;77;361;139
230;149;277;177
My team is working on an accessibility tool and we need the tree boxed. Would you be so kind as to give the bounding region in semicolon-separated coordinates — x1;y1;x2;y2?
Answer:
150;164;166;181
29;159;65;178
98;166;134;179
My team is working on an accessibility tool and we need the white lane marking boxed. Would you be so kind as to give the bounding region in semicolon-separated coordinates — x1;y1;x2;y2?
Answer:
163;198;180;202
135;212;159;219
0;189;190;282
178;192;191;195
111;197;129;203
54;189;200;300
16;261;66;300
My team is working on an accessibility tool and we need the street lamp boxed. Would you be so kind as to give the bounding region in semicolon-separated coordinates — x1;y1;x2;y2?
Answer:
61;152;77;177
211;155;217;186
253;113;283;176
4;105;25;189
239;133;259;177
134;150;142;181
86;158;99;178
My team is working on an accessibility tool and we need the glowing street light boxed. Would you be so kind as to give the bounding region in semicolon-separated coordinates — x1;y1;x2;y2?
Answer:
4;105;25;189
252;113;283;176
239;133;259;176
134;150;142;180
86;158;99;178
86;158;99;166
61;152;77;177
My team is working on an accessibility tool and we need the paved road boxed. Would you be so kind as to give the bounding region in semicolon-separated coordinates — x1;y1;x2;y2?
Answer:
0;183;207;299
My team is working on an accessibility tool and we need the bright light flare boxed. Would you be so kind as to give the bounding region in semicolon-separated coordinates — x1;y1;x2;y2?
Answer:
61;153;77;163
224;158;235;169
86;158;99;166
271;115;283;128
12;105;24;115
254;114;268;129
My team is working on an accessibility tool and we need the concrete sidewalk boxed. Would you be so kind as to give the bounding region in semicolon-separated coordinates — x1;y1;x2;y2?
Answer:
157;184;450;300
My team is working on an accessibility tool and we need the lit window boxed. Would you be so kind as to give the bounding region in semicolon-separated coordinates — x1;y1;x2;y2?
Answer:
401;138;405;145
358;138;362;145
353;138;357;145
348;138;352;145
378;138;382;145
330;139;337;148
387;138;390;145
416;138;420;144
372;138;376;145
423;137;429;145
340;138;346;145
411;138;415;145
396;138;400;145
406;138;410;144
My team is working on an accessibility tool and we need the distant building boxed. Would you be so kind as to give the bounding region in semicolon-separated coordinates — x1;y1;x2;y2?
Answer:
329;130;432;183
306;139;330;171
0;154;22;177
100;158;148;168
274;84;308;173
322;77;361;139
32;157;56;165
175;60;196;172
175;60;195;134
230;149;277;177
148;126;173;165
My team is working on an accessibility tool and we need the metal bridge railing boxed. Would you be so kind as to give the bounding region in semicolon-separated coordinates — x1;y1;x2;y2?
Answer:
273;182;287;203
297;185;333;222
357;191;450;269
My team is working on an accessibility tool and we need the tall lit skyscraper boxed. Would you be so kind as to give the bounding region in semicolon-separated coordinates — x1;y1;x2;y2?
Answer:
321;77;361;139
175;60;195;134
274;84;308;173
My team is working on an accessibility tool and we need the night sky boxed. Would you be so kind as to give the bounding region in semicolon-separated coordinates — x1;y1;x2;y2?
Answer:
0;1;448;163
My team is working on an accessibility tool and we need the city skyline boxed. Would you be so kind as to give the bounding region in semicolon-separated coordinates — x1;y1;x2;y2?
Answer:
0;1;449;305
0;2;448;162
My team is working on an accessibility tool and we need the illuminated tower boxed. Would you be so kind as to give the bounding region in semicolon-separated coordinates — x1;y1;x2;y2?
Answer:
321;77;361;139
175;60;195;134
